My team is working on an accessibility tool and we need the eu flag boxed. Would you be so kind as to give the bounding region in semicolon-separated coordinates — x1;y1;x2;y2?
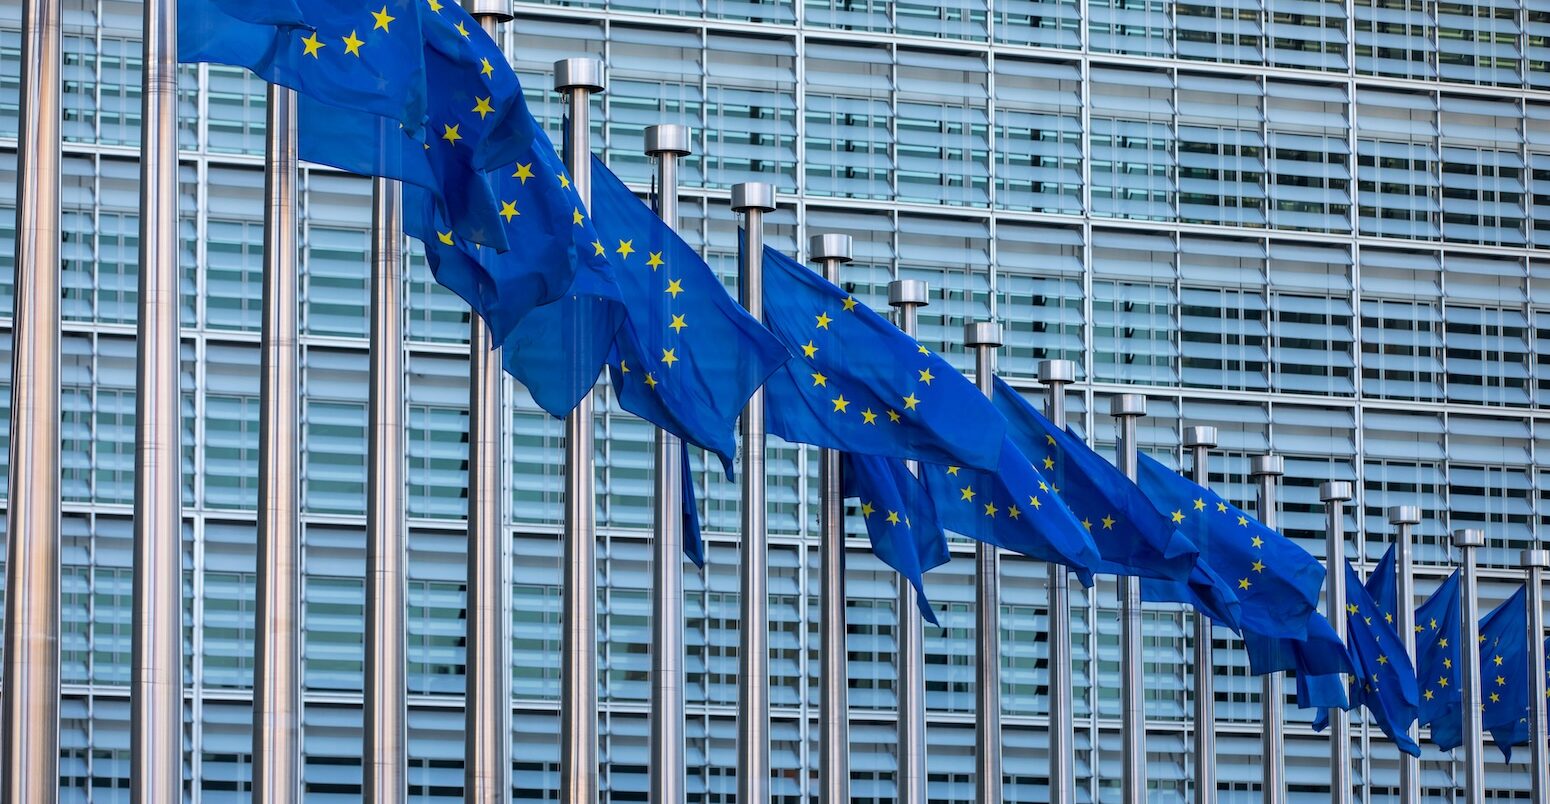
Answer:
499;248;628;418
1414;571;1462;743
841;452;950;625
681;441;705;568
760;246;1004;471
1365;545;1399;625
179;0;427;131
921;439;1102;583
1314;562;1422;757
595;158;790;474
1136;453;1324;640
1429;585;1532;758
1244;614;1355;710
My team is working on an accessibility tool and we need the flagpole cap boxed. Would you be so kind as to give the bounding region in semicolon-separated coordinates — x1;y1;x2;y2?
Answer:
1521;549;1550;570
553;58;605;93
888;279;929;308
1183;426;1217;450
1039;359;1076;385
810;234;853;264
644;124;691;157
1450;529;1486;549
1387;506;1422;526
1250;454;1284;478
1319;481;1353;503
1109;393;1146;418
464;0;514;22
730;182;776;213
964;322;1003;349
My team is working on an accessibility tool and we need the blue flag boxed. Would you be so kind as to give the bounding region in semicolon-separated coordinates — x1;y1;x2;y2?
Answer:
760;245;1004;471
499;253;627;417
1244;614;1355;711
595;159;790;474
921;439;1101;583
179;0;427;131
1366;545;1399;624
1136;453;1324;640
1313;562;1422;756
681;441;704;568
841;453;949;625
1415;571;1462;743
1427;585;1533;758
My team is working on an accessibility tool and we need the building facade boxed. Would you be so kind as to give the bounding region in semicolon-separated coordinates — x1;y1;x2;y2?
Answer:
0;0;1547;799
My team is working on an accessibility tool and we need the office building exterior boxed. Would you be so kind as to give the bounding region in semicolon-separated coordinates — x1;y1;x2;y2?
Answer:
0;0;1546;799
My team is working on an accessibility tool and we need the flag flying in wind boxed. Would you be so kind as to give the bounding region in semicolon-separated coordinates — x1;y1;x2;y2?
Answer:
1414;571;1462;746
760;245;1005;472
840;452;950;625
1313;561;1422;757
681;441;705;568
179;0;427;131
1244;613;1354;711
1136;453;1324;641
1427;585;1533;758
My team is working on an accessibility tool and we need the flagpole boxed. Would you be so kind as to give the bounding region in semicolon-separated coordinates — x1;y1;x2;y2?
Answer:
1249;455;1285;804
813;234;853;804
890;278;930;804
464;6;515;803
646;123;692;804
131;0;185;796
1184;426;1218;804
1110;394;1147;804
1319;481;1353;804
364;176;408;804
252;83;302;803
1388;506;1421;804
1;0;61;797
1522;548;1549;804
966;322;1004;804
733;181;776;804
1451;528;1486;802
556;57;606;804
1038;359;1077;804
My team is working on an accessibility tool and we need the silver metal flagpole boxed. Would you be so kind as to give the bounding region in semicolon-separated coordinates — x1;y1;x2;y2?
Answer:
464;6;514;803
1388;506;1422;804
812;234;853;804
1184;426;1218;804
1319;482;1352;804
732;181;776;804
1249;455;1285;804
252;83;302;803
131;0;184;797
1110;394;1147;804
1452;528;1486;802
890;278;930;804
1522;549;1549;804
2;0;61;797
555;57;606;804
1039;360;1076;804
364;177;408;804
646;123;691;804
965;322;1004;804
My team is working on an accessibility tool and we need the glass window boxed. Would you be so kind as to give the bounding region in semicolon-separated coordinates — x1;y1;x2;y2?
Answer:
705;33;798;192
603;25;705;186
1177;0;1264;63
1355;0;1438;78
1088;0;1174;56
1266;80;1352;233
1267;0;1350;71
1090;68;1175;221
805;43;894;201
1180;237;1270;392
302;525;365;693
896;49;989;207
1177;74;1267;227
996;221;1085;377
897;0;990;40
1356;89;1441;240
805;0;891;32
1093;230;1179;385
204;341;261;510
994;58;1083;215
302;346;368;515
1438;0;1523;85
995;0;1083;48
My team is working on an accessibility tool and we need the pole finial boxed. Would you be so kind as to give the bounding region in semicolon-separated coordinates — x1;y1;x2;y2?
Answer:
964;321;1003;348
810;234;853;264
1250;454;1284;478
1451;529;1486;549
553;57;605;93
644;124;692;157
1039;359;1076;385
730;182;776;213
1183;425;1217;450
1521;549;1550;569
888;279;929;308
463;0;514;22
1386;506;1422;526
1109;393;1145;418
1319;481;1352;503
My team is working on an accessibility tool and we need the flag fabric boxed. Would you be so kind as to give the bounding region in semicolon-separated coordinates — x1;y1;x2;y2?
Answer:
1478;586;1531;757
921;439;1102;582
598;159;790;474
1136;453;1324;641
681;441;704;568
840;452;950;625
179;0;427;131
1415;571;1462;743
760;245;1004;472
499;253;627;417
1366;545;1399;623
1244;614;1355;710
1313;562;1422;757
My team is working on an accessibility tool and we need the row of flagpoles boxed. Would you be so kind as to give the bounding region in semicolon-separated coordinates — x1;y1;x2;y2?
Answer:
3;0;1550;802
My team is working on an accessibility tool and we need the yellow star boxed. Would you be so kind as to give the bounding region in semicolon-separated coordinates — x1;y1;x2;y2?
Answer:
1101;515;1115;529
1193;498;1205;511
832;395;850;413
480;57;494;79
1038;480;1049;492
1491;692;1501;703
843;296;858;311
887;410;900;423
1439;677;1449;688
436;230;454;246
984;502;998;517
1431;618;1439;630
1424;689;1435;701
1029;496;1043;510
960;486;976;502
1444;658;1453;668
1385;612;1393;624
644;373;658;389
1171;510;1185;523
1009;505;1021;519
801;341;818;359
665;279;683;297
669;315;687;333
616;239;635;258
886;511;901;526
513;163;534;183
498;200;519;222
455;20;470;37
1046;434;1056;445
917;344;929;355
1043;456;1054;470
946;466;960;475
573;207;584;226
815;312;833;329
1497;675;1506;686
1081;518;1092;530
472;96;494;119
1237;516;1249;527
810;372;827;387
902;393;920;410
661;348;679;367
1251;535;1264;548
1347;603;1359;616
342;30;365;56
1252;560;1265;573
1378;655;1389;665
427;0;443;10
1494;655;1504;666
1238;578;1251;590
918;368;935;385
860;502;874;518
1216;502;1227;512
862;409;878;425
441;124;462;145
592;241;606;257
646;252;664;271
372;6;396;30
1414;625;1423;633
559;173;571;190
302;31;326;57
619;360;630;374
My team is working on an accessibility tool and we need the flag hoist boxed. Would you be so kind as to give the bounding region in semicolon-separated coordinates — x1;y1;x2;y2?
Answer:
132;0;185;797
734;180;777;804
556;56;606;804
1388;505;1422;804
647;122;692;804
965;322;1004;804
890;277;931;804
1111;394;1147;804
3;0;62;798
1452;528;1486;801
813;233;854;804
1318;481;1353;804
1039;359;1077;804
1184;425;1218;804
1522;548;1549;803
1250;455;1286;804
